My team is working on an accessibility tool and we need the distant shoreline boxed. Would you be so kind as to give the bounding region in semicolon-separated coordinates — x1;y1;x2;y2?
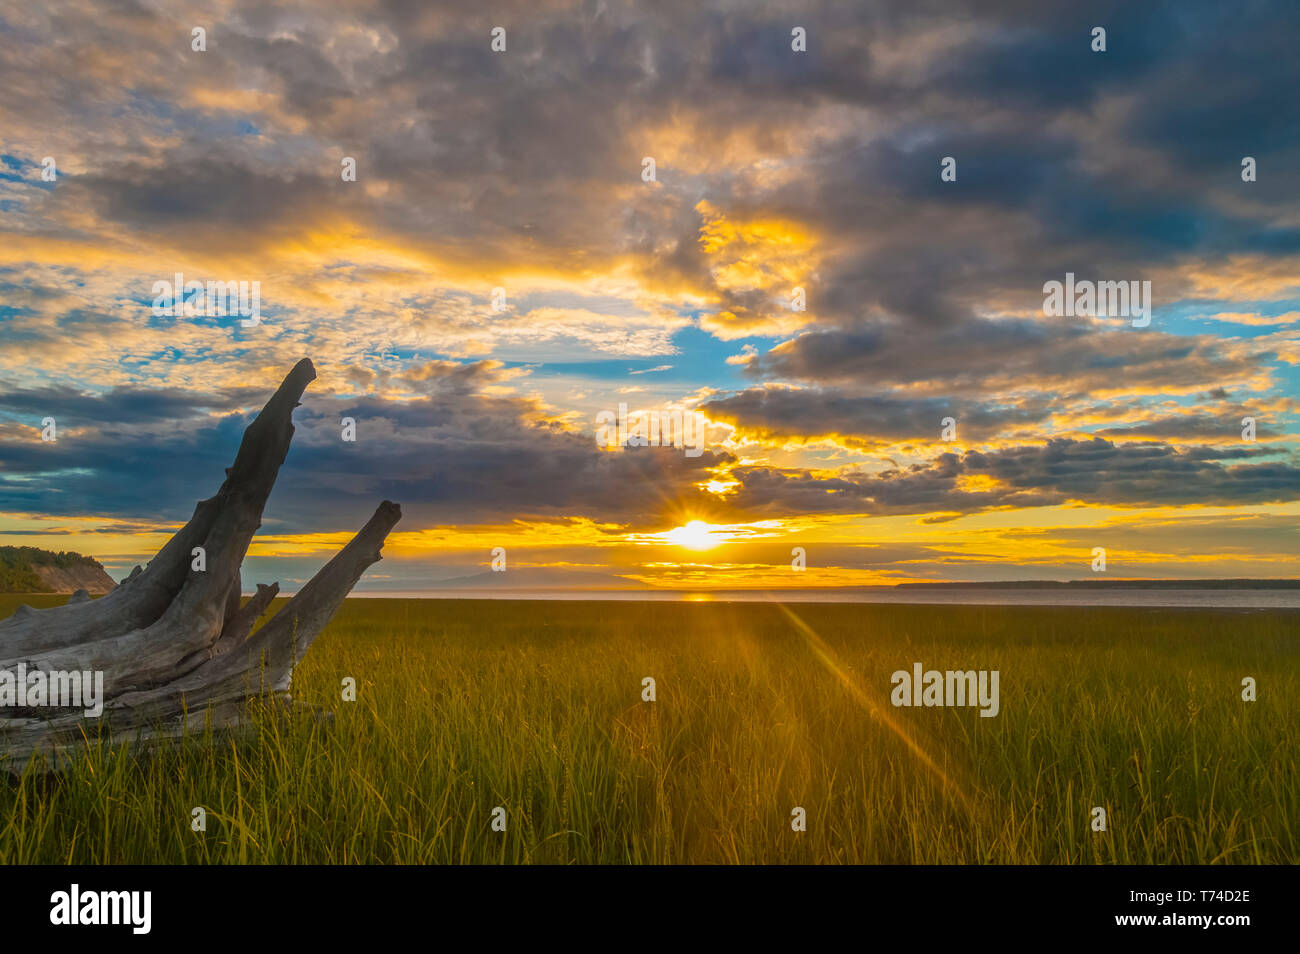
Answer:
419;578;1300;593
10;581;1300;610
328;585;1300;610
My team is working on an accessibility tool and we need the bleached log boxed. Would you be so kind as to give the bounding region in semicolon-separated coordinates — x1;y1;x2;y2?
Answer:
0;359;401;770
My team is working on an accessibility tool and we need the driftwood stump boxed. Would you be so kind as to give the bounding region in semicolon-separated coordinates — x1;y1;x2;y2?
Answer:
0;358;401;771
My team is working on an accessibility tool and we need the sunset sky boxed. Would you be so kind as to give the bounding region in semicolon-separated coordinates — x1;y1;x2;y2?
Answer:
1;1;1298;591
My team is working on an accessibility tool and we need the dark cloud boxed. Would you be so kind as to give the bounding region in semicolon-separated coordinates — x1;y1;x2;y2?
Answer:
27;0;1299;333
702;387;1051;443
0;360;731;530
720;438;1300;517
1094;414;1273;441
743;320;1265;398
0;383;254;423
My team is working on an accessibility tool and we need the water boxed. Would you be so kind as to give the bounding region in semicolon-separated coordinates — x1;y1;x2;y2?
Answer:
344;587;1300;609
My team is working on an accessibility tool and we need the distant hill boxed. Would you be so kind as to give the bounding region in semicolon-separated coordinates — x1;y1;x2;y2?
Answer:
428;567;639;590
0;546;116;594
893;579;1300;590
420;570;1300;593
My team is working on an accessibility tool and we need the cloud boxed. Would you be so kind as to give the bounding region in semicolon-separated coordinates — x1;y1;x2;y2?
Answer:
742;320;1276;398
0;359;731;530
0;0;1297;580
702;385;1052;444
720;438;1300;517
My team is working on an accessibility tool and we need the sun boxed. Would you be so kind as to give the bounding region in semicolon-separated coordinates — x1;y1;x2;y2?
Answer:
665;520;725;551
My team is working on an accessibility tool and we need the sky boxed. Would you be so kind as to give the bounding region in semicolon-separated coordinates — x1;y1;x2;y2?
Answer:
0;0;1298;591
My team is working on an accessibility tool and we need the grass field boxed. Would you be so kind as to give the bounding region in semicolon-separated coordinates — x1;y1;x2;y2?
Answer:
0;594;1296;864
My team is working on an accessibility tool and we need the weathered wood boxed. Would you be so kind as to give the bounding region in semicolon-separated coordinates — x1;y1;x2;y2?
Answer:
0;359;401;771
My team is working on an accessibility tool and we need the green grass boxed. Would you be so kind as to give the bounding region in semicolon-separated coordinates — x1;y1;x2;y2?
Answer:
0;594;1295;863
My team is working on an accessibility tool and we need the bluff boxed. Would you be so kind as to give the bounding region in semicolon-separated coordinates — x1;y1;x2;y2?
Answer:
0;546;116;594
